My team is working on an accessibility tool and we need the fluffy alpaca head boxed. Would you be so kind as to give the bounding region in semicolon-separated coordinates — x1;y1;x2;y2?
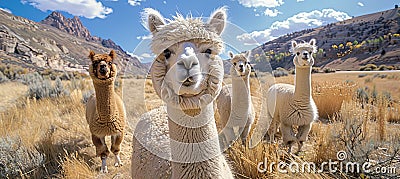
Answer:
290;39;317;68
145;7;227;110
229;51;251;77
89;50;118;82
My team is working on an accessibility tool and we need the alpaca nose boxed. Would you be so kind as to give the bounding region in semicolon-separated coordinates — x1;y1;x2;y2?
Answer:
180;46;199;70
303;52;308;56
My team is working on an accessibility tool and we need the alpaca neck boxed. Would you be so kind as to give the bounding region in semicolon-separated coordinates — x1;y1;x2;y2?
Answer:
167;103;225;178
232;75;251;113
294;66;312;101
93;79;117;122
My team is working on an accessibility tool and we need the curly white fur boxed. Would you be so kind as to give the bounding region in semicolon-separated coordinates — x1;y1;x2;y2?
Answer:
216;51;255;147
266;39;318;153
131;7;234;179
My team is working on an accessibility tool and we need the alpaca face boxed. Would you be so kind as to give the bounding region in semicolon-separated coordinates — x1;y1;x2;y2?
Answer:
163;41;214;96
229;51;251;77
89;50;116;80
291;39;317;67
146;7;227;107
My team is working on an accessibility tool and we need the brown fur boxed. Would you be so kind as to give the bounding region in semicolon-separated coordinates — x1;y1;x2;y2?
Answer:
86;50;126;172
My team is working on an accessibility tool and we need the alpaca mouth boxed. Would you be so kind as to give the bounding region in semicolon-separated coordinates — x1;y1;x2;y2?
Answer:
99;68;108;74
182;77;196;86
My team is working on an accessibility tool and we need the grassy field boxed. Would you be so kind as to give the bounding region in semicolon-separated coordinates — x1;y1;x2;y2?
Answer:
0;71;399;178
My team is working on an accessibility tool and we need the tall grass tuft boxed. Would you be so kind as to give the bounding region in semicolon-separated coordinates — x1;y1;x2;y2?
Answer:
312;81;355;120
61;152;95;178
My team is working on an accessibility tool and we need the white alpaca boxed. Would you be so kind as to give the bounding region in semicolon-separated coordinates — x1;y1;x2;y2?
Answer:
266;39;318;153
216;51;254;146
131;7;235;178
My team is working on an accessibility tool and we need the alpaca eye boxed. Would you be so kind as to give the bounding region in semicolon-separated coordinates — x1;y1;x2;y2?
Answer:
204;49;212;54
164;49;171;59
296;52;300;56
108;62;113;65
233;62;236;66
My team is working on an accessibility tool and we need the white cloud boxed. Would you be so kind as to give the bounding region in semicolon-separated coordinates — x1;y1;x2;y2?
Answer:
263;8;281;17
23;0;112;19
255;13;260;17
163;1;167;4
237;0;284;8
140;53;153;58
127;52;143;62
136;34;152;40
237;9;351;45
357;2;364;7
297;0;304;2
128;0;144;6
0;8;12;14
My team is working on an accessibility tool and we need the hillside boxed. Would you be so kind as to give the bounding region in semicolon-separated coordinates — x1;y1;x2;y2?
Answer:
0;10;146;75
251;7;400;71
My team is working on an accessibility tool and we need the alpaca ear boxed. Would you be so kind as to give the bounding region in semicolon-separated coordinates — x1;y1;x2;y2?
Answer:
89;50;95;61
208;6;227;35
244;50;251;59
143;8;166;34
291;40;297;49
309;39;316;46
109;50;116;60
228;51;234;59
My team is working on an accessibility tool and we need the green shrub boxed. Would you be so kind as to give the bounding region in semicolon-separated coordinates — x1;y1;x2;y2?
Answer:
0;71;9;83
272;67;288;77
360;64;378;71
27;73;69;100
323;68;336;73
358;73;367;78
0;136;45;178
312;67;321;73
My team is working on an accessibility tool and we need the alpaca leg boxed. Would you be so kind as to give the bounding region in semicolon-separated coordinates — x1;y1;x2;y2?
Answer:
92;134;109;173
280;123;297;153
111;133;124;167
296;123;312;153
240;124;251;146
223;127;236;146
266;120;278;143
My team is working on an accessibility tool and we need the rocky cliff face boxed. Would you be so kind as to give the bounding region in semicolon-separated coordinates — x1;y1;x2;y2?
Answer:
40;11;126;53
0;10;146;75
41;11;92;41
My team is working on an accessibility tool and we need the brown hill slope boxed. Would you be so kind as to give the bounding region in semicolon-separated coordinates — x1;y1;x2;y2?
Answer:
251;7;400;71
0;10;146;75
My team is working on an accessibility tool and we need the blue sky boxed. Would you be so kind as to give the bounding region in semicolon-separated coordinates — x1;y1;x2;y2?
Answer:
0;0;398;62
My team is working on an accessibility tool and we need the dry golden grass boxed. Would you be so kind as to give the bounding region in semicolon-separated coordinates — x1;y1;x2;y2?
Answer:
61;152;95;178
312;81;355;120
0;82;27;112
1;70;399;178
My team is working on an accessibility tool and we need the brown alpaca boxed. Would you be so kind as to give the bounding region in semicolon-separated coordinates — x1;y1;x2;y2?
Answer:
86;50;126;173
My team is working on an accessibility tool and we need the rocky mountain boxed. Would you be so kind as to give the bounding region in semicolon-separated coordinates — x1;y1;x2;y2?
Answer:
40;11;126;53
250;6;400;71
41;11;92;41
0;10;146;75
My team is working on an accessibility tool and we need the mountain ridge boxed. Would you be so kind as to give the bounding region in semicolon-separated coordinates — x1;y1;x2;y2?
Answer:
0;10;146;76
250;7;400;71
